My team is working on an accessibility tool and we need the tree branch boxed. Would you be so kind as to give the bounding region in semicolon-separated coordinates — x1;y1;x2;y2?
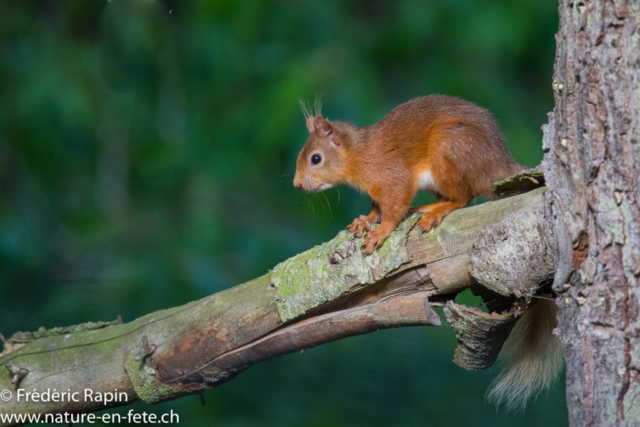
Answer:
0;187;551;423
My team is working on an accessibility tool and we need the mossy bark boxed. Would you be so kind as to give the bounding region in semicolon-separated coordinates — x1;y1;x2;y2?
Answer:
0;189;549;424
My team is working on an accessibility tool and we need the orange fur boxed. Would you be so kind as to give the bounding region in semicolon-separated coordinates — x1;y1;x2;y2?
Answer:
293;96;559;410
293;95;524;253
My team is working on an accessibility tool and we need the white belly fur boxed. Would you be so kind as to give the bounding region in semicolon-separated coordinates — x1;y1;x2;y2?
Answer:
417;170;440;193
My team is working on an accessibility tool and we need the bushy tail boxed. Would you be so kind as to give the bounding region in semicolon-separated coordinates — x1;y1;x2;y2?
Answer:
487;297;563;411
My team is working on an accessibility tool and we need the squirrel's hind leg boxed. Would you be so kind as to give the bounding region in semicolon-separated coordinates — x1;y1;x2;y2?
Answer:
408;193;447;214
414;200;468;232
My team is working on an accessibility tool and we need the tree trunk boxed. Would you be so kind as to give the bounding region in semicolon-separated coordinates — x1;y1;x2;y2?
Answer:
542;0;640;425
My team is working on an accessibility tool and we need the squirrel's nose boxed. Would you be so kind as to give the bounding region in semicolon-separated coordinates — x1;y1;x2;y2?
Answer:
293;176;303;189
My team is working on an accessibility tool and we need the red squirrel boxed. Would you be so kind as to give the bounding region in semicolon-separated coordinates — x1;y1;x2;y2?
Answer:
294;96;562;410
293;95;524;254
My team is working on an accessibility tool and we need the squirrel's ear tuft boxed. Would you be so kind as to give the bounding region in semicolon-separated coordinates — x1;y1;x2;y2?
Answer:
306;116;315;134
314;115;333;136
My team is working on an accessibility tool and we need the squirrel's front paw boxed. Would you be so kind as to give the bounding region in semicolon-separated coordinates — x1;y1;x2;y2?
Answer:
362;227;389;254
347;216;373;238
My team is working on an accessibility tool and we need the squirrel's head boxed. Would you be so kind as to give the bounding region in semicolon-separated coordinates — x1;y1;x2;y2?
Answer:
294;115;350;192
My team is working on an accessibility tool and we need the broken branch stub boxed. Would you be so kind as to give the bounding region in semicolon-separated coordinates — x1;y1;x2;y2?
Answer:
443;301;521;371
493;166;545;197
445;187;556;372
4;362;29;387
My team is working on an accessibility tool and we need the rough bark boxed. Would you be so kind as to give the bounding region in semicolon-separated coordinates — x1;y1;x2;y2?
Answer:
542;0;640;425
0;187;551;424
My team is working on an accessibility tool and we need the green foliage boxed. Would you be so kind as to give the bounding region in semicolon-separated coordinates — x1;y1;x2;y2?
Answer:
0;0;565;425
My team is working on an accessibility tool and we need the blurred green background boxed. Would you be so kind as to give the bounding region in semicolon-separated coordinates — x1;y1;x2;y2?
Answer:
0;0;566;426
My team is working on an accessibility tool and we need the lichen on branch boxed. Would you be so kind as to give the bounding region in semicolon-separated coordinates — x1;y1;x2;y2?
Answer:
271;214;421;322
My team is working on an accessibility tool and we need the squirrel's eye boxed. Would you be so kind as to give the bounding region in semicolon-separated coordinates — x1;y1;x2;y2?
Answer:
311;154;322;165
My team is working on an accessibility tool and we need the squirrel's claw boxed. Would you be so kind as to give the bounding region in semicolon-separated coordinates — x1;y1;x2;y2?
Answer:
347;216;373;238
416;211;443;232
361;227;389;254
